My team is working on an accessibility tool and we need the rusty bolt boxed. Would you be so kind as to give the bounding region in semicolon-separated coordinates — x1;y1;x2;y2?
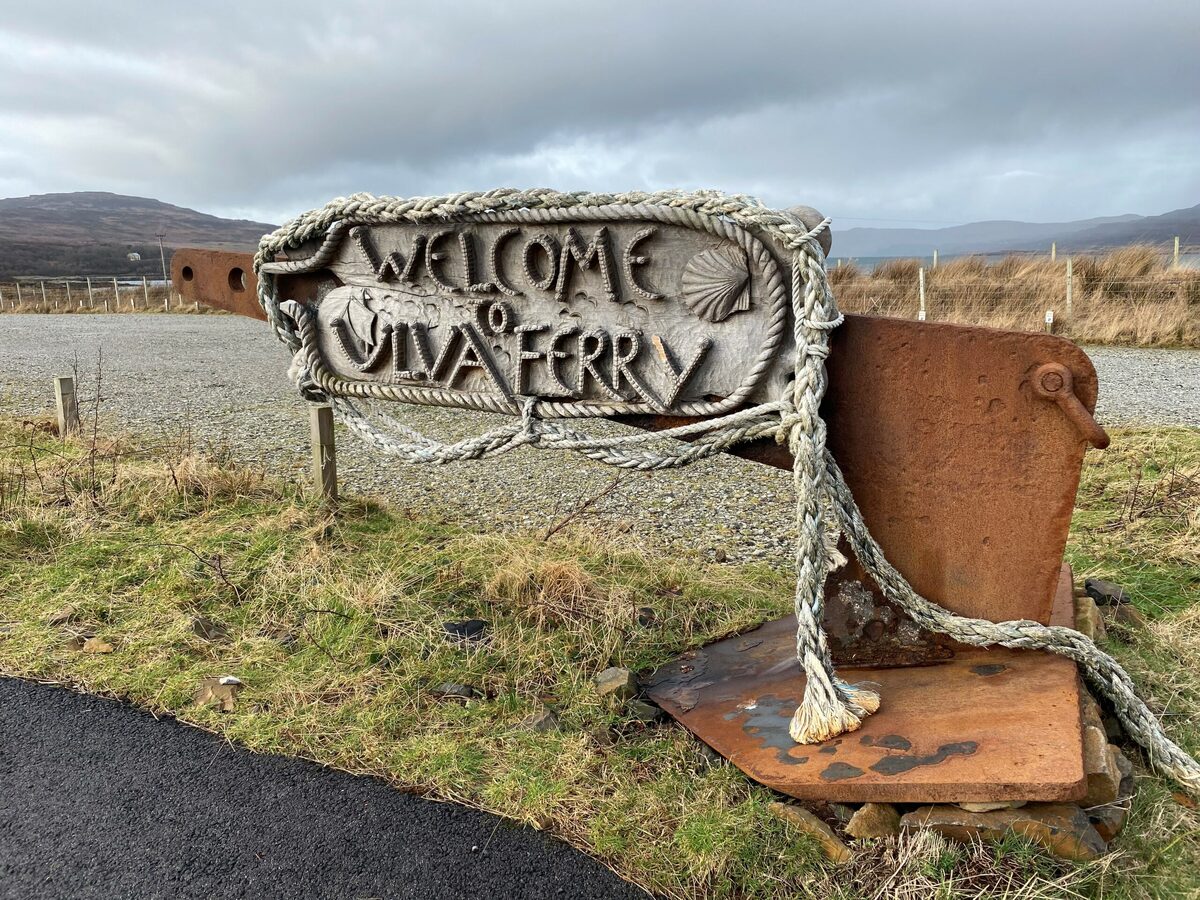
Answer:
1039;370;1064;393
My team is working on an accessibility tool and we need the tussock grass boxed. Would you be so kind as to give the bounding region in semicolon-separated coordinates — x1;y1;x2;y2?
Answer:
0;418;1197;897
835;246;1200;346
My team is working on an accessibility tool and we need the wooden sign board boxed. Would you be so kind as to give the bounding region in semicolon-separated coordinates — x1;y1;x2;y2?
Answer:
281;215;799;417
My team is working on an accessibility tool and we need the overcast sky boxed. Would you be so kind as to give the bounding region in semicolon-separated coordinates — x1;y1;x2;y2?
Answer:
1;1;1196;229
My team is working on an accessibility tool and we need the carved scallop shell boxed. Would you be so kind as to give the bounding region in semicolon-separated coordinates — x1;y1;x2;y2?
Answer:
679;244;751;323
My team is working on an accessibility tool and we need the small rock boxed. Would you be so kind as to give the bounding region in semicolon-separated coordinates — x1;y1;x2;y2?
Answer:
845;803;901;840
192;616;229;642
443;619;489;643
594;667;638;700
195;676;240;712
432;682;480;701
636;607;657;628
1085;577;1130;606
82;637;114;654
1106;604;1147;631
902;803;1106;861
713;549;728;563
955;800;1027;812
627;699;664;724
520;706;560;732
47;604;78;626
768;801;853;864
1088;800;1131;842
1074;596;1106;642
1080;690;1104;731
1082;725;1120;807
697;743;724;767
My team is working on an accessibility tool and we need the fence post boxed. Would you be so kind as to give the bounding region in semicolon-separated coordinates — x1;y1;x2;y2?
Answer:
112;277;120;311
1044;309;1055;334
1065;258;1073;317
86;276;94;308
1050;242;1056;262
917;267;927;321
54;376;80;437
1175;236;1181;268
0;285;4;310
39;280;47;310
309;403;338;501
932;249;939;269
15;281;21;307
142;275;150;310
163;288;169;312
62;280;70;309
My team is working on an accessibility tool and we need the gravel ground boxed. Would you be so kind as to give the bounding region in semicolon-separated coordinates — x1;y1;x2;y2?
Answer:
0;677;649;900
0;314;1196;567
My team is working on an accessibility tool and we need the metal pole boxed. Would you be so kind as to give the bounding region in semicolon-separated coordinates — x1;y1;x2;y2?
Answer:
918;267;927;321
309;403;338;502
54;376;80;437
157;234;170;300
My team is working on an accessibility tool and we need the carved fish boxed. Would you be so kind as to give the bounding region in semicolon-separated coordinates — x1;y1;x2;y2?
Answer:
679;244;751;323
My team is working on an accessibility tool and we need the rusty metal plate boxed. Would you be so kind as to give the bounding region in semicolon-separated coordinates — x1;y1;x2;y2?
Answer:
645;566;1085;803
172;249;265;320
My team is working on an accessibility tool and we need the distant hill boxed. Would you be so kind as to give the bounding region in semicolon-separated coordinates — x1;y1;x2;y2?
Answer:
0;192;275;278
834;203;1200;259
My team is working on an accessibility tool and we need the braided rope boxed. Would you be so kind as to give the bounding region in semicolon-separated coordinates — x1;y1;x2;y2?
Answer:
256;188;1199;795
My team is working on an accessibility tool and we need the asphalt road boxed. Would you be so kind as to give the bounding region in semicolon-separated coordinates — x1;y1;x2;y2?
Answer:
0;677;649;900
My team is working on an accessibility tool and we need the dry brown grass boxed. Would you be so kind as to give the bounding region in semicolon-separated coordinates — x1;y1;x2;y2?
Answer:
834;246;1200;346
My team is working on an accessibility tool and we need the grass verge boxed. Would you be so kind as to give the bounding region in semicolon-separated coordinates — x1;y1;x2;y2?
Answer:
0;418;1197;898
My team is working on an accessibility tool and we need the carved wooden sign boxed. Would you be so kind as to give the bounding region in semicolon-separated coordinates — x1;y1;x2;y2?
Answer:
285;210;797;417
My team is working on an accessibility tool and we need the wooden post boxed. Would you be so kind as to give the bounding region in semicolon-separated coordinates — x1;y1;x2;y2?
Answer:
112;277;120;311
54;376;80;437
917;267;927;321
1044;309;1055;333
309;403;338;501
86;276;94;308
14;281;21;307
1065;258;1073;317
163;286;169;312
932;249;939;269
1174;236;1181;268
39;280;47;309
1050;242;1056;262
142;275;150;310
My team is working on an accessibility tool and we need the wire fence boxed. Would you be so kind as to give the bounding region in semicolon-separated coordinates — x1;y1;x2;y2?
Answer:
0;276;203;313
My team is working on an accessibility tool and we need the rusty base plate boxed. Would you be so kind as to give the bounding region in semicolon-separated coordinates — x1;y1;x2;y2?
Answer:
646;621;1085;804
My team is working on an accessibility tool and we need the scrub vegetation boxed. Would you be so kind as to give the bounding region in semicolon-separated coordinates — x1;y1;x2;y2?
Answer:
0;415;1196;899
831;246;1200;347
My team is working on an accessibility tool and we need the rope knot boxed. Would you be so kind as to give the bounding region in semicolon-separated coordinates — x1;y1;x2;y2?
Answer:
517;396;542;447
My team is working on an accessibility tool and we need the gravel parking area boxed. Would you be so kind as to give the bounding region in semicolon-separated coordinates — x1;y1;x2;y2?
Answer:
1;314;1196;566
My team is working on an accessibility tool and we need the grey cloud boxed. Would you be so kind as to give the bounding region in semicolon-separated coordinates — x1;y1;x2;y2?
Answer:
0;0;1196;228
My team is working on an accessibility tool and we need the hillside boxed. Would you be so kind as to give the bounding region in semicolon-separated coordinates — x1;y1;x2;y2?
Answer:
835;204;1200;259
0;192;275;278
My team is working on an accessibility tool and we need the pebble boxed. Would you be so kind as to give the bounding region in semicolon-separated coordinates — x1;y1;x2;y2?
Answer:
768;801;853;864
1085;577;1130;606
594;667;638;701
844;803;901;840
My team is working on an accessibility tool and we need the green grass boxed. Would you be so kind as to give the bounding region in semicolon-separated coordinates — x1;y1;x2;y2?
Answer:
0;419;1197;898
